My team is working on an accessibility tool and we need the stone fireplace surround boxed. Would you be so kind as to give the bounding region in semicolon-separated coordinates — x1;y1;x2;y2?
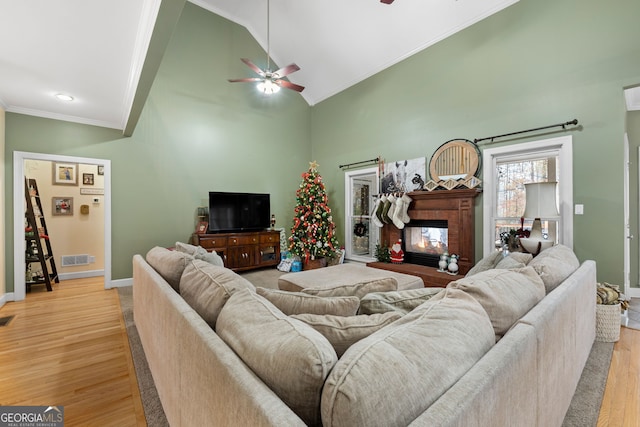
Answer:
368;188;481;287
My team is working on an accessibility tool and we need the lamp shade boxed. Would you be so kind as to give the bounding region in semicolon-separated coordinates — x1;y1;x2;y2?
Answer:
523;182;559;219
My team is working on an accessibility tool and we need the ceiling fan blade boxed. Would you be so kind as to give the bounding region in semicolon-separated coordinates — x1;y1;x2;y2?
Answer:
240;58;266;77
276;80;305;93
380;0;394;3
228;78;263;83
273;63;300;78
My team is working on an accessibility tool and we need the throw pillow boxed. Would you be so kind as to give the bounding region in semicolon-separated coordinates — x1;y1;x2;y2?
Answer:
291;312;402;357
300;278;397;299
217;289;337;427
179;259;255;328
175;241;224;267
145;246;193;292
527;244;580;293
446;266;545;338
358;287;444;315
256;288;359;316
321;289;494;427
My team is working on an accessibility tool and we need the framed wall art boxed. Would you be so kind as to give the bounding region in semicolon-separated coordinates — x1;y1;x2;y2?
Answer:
52;197;74;216
52;162;78;186
83;173;94;185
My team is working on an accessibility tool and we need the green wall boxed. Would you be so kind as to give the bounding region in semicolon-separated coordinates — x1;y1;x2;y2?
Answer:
311;0;640;285
4;3;311;290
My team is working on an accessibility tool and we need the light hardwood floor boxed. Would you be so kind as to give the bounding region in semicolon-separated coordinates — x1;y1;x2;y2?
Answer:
0;278;146;427
0;277;638;426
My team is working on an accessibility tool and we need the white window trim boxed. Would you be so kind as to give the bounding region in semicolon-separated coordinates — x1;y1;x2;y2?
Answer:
344;166;379;263
482;135;573;257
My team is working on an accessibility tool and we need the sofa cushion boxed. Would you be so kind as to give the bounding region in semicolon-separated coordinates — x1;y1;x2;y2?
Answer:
256;287;359;316
465;251;503;277
291;312;403;357
145;246;193;292
358;287;444;315
507;252;533;265
446;266;545;338
527;244;580;293
300;278;397;299
321;289;494;427
217;289;337;427
179;260;255;328
175;241;224;267
494;256;526;270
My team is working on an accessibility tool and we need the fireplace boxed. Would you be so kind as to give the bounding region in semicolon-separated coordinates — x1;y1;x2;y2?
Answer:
402;220;448;268
376;188;481;277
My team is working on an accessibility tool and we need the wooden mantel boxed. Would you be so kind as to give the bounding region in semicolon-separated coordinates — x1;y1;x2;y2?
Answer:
375;188;481;279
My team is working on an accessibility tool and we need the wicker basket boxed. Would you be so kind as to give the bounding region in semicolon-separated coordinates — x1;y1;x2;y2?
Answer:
596;303;621;342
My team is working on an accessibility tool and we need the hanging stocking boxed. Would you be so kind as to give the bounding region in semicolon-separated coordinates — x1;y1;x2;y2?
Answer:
400;194;412;223
392;196;405;229
375;195;387;225
371;196;384;227
383;194;396;224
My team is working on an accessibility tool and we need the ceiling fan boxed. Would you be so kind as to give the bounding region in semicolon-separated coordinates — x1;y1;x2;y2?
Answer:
228;0;304;94
380;0;395;3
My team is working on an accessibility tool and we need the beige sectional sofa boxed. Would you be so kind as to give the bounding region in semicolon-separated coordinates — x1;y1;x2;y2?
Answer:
132;244;596;426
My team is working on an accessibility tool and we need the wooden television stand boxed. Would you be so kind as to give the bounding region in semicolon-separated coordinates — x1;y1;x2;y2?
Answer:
191;230;280;272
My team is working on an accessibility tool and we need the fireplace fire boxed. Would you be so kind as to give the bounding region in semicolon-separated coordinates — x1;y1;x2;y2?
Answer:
402;220;448;268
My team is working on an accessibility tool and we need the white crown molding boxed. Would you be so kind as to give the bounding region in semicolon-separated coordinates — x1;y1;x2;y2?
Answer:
6;106;121;130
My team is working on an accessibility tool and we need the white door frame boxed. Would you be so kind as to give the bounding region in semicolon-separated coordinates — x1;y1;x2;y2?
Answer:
13;151;112;301
623;134;630;297
344;166;379;263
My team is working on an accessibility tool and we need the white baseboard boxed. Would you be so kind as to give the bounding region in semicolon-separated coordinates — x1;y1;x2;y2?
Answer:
0;292;15;308
626;287;640;299
58;269;105;281
107;278;133;289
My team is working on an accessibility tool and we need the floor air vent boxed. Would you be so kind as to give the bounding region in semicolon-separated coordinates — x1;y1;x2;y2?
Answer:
61;254;90;267
0;315;15;327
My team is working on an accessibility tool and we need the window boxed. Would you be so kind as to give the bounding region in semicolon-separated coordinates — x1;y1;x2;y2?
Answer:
482;136;573;256
344;167;379;262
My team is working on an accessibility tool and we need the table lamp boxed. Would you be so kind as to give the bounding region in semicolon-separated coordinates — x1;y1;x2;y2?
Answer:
520;182;559;255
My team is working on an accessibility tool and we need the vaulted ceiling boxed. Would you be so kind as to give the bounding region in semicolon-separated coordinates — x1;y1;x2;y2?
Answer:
0;0;638;134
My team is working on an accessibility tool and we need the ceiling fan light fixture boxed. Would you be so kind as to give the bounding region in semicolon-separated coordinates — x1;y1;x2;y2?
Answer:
257;79;280;94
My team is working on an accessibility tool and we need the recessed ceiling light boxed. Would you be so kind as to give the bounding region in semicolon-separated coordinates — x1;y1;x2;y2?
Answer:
54;93;74;102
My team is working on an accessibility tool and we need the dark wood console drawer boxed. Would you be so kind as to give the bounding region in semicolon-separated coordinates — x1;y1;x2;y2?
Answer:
228;234;259;246
260;232;280;244
198;236;227;249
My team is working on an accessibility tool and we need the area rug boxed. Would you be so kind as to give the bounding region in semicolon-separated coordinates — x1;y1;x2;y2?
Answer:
117;286;169;427
561;341;614;427
117;283;613;426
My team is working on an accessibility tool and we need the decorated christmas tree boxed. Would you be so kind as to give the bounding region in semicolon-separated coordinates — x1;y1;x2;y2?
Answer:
288;161;340;263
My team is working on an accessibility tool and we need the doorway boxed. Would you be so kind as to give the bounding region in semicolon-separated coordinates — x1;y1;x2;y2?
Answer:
13;151;112;301
344;167;379;263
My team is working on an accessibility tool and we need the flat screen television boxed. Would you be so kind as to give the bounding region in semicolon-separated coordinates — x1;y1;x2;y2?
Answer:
208;192;270;233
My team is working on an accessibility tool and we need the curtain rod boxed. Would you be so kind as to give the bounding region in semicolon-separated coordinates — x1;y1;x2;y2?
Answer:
339;157;380;169
474;119;579;145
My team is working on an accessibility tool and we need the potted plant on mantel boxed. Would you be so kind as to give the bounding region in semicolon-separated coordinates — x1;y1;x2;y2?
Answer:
288;161;340;270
